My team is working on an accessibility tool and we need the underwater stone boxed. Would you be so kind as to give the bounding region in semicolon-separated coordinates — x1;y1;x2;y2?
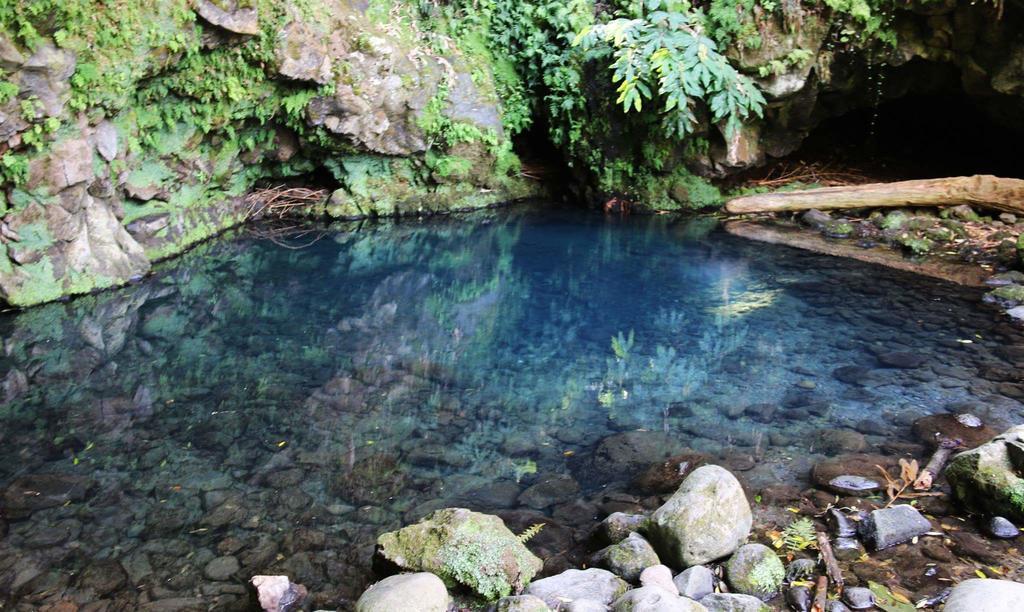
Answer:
645;465;752;568
859;505;932;550
827;475;881;496
832;537;865;561
355;573;449;612
375;508;542;599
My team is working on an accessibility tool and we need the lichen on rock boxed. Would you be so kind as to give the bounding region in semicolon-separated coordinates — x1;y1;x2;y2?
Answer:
375;507;543;600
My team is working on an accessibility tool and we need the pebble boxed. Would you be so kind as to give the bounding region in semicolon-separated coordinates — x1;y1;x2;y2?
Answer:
987;516;1020;539
842;586;876;610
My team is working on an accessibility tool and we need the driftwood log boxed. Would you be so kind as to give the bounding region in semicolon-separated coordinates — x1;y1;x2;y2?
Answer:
724;221;990;287
725;175;1024;216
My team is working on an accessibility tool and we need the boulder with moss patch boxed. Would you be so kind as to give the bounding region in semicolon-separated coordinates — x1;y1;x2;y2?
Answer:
644;465;752;568
375;508;543;600
946;425;1024;522
723;544;784;600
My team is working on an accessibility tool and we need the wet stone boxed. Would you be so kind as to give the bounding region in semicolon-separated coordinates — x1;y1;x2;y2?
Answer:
597;512;646;546
785;558;817;582
859;505;932;550
832;537;865;561
827;475;881;496
787;586;812;612
79;560;127;596
987;516;1020;539
842;586;876;610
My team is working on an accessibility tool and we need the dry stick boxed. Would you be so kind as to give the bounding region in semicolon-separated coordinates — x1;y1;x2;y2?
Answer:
817;531;844;590
913;437;964;491
812;574;828;612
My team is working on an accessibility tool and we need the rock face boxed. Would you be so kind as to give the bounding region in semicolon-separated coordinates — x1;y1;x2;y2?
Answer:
858;505;932;550
645;465;752;567
525;568;630;609
946;425;1024;522
0;0;533;307
355;573;450;612
375;508;543;599
723;544;785;600
944;579;1024;612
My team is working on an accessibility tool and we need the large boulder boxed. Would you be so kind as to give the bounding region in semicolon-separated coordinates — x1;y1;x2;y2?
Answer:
645;465;752;567
375;508;542;600
944;579;1024;612
355;573;449;612
946;425;1024;522
723;544;784;600
525;568;629;609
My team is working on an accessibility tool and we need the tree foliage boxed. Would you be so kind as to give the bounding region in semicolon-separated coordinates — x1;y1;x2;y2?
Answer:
574;0;765;140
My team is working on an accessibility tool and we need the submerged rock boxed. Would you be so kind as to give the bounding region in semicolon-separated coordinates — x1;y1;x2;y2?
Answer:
375;508;542;599
858;505;932;550
723;543;785;600
524;568;629;609
1;473;93;518
827;475;881;496
912;414;996;450
944;579;1024;612
645;465;752;567
355;573;449;612
946;425;1024;522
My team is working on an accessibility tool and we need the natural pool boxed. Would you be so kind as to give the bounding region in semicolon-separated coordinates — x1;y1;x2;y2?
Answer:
1;206;1022;609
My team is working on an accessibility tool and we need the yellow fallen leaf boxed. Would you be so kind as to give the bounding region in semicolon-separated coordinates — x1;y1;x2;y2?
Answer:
975;569;987;579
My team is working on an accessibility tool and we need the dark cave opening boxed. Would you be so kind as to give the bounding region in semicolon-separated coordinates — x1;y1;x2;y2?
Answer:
783;79;1024;181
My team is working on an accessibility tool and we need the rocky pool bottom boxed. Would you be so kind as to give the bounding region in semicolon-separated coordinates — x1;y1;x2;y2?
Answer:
1;207;1024;610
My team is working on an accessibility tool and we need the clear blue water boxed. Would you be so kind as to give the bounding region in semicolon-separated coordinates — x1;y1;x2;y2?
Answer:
0;206;1021;608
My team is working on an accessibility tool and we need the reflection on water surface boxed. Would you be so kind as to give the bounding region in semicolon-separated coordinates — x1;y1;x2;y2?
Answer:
1;207;1021;609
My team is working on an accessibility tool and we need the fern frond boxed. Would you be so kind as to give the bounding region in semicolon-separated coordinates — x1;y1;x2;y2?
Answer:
517;522;546;543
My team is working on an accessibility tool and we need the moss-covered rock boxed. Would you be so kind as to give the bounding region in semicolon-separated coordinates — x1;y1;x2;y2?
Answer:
375;508;543;601
724;543;785;600
946;426;1024;522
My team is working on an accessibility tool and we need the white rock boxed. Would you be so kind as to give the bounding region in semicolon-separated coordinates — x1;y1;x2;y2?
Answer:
640;565;678;595
944;579;1024;612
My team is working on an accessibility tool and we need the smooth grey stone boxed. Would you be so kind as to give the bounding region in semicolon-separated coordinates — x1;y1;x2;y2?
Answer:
673;565;715;601
786;586;811;612
944;579;1024;612
700;593;771;611
832;537;865;561
859;505;932;550
842;586;876;610
987;516;1020;539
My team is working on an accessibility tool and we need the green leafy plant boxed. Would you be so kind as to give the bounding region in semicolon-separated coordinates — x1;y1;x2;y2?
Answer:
771;517;818;552
516;522;546;543
574;0;765;139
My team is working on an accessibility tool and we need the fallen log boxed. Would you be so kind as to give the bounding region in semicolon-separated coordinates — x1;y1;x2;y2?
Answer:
812;575;828;612
725;175;1024;216
724;221;990;287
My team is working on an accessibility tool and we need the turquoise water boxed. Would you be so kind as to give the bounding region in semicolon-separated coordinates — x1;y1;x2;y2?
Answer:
0;207;1021;608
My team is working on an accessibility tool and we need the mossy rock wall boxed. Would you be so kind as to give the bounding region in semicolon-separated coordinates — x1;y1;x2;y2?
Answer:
0;0;536;306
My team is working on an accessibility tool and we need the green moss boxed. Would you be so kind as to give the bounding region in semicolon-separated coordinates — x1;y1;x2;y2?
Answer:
748;556;785;594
